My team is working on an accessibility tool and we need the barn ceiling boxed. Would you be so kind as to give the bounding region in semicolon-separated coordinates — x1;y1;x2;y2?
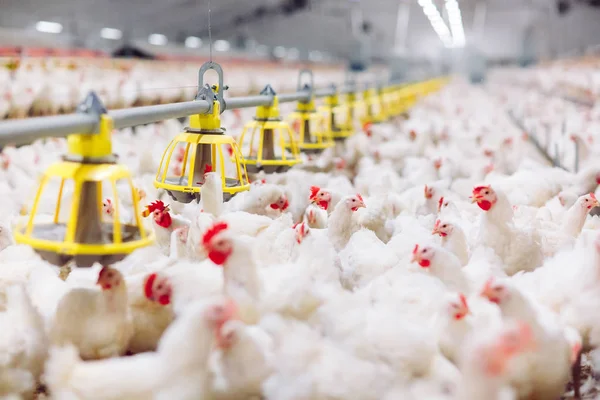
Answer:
0;0;599;61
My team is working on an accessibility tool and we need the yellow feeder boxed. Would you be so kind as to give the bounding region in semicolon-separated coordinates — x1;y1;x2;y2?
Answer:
154;62;250;203
237;85;302;174
13;93;154;267
318;87;354;141
360;87;387;125
286;70;334;154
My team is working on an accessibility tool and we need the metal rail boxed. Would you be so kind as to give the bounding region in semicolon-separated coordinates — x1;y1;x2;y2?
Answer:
506;110;567;171
0;81;390;147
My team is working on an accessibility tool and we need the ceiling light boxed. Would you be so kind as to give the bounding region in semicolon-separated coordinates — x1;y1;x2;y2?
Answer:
185;36;202;48
445;0;466;48
256;45;269;56
273;46;287;58
287;47;300;60
35;21;63;34
148;33;168;45
100;27;122;40
309;50;323;62
214;40;230;51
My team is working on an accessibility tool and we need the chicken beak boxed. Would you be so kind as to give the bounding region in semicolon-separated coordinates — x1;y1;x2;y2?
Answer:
470;196;480;204
480;286;494;300
432;226;441;235
358;201;366;209
410;254;419;264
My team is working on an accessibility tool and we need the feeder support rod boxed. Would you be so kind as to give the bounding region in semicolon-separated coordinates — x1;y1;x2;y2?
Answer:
0;81;401;146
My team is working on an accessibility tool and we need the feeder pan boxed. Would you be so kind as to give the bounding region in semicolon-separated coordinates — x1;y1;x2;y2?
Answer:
286;70;334;154
154;62;250;204
237;85;302;174
13;93;154;267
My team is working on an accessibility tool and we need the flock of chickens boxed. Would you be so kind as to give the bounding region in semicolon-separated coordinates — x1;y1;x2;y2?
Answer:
0;58;372;120
2;72;600;400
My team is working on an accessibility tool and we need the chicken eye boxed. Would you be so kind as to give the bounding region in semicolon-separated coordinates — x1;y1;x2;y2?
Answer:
442;224;447;228
484;191;489;195
157;284;163;290
585;199;589;202
423;249;428;253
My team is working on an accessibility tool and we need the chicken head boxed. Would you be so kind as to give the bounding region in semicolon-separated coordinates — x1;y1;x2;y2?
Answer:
96;266;123;291
202;221;233;265
309;186;332;211
344;194;366;212
437;196;450;213
470;185;497;211
205;297;238;328
577;193;600;211
142;200;172;228
294;221;310;244
270;193;290;211
424;185;434;200
480;278;509;305
432;219;453;237
447;293;471;320
411;244;433;268
144;272;172;305
102;198;114;216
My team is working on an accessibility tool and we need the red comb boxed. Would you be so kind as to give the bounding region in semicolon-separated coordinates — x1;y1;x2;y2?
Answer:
412;244;419;255
356;193;364;202
202;221;229;246
261;179;266;184
204;164;213;174
459;293;468;309
434;219;441;230
590;192;597;201
309;186;320;200
438;196;444;211
144;273;157;300
226;144;234;157
142;200;167;217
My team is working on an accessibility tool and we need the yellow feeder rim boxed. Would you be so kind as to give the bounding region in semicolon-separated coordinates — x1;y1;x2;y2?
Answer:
154;131;251;195
14;160;154;257
286;109;335;151
238;120;303;167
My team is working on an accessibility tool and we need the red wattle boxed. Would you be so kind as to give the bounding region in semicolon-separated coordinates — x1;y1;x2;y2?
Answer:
477;200;492;211
208;250;230;265
156;213;172;228
317;200;329;211
418;259;431;268
158;295;171;305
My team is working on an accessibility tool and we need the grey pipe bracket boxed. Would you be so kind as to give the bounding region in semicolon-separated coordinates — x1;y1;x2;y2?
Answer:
195;84;216;114
76;91;107;135
296;69;314;104
197;61;225;114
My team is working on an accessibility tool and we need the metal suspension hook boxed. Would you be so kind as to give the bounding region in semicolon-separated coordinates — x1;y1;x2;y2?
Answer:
197;61;226;113
297;69;314;102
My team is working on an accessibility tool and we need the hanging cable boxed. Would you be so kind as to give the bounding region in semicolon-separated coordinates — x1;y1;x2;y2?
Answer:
208;0;213;62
